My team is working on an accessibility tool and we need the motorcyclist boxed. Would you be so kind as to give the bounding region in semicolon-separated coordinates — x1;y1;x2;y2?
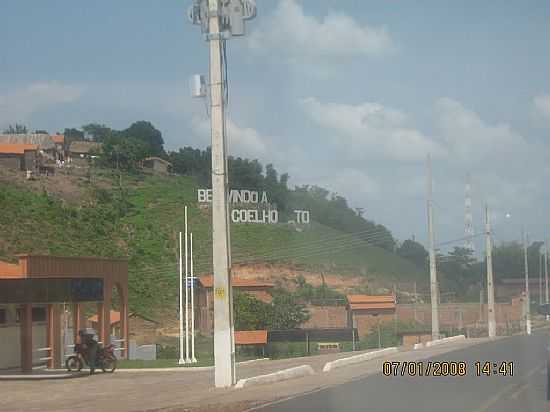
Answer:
78;330;99;375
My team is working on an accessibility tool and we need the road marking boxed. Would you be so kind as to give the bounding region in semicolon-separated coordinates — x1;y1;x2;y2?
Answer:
472;365;544;412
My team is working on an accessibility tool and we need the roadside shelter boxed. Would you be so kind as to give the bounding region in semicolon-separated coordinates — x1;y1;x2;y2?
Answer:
0;254;128;372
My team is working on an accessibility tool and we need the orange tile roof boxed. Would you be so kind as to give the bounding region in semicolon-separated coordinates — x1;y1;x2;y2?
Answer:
88;310;121;325
199;275;274;289
0;144;39;154
234;330;268;345
347;295;395;304
349;302;396;311
50;135;65;143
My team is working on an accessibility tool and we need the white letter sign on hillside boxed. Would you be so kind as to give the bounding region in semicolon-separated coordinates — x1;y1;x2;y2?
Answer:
197;188;310;225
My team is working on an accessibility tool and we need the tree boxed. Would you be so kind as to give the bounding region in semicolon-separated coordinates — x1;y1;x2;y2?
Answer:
233;291;271;330
3;124;28;134
82;123;112;142
397;239;428;269
64;128;84;140
34;129;48;134
120;121;164;156
268;288;310;329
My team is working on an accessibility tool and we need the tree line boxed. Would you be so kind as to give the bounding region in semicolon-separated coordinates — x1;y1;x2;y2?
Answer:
62;121;397;251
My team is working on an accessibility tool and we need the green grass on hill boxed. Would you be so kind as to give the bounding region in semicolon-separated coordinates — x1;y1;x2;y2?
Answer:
0;170;425;316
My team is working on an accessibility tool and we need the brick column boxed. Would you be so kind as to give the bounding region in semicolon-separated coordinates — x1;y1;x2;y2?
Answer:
20;304;33;373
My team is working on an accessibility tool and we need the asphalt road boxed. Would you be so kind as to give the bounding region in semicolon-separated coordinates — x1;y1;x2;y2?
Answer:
258;334;550;412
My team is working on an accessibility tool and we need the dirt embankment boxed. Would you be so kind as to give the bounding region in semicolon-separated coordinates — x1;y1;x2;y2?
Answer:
232;263;368;293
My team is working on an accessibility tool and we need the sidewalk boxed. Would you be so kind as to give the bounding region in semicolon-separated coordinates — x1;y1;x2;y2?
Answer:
0;338;489;412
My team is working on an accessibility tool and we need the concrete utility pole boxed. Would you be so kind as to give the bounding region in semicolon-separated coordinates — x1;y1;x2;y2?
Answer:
189;0;256;387
485;205;496;338
540;252;544;305
523;229;531;335
427;155;439;340
545;240;549;321
209;0;234;387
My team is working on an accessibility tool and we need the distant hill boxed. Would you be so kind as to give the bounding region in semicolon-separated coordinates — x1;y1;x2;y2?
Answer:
0;168;426;315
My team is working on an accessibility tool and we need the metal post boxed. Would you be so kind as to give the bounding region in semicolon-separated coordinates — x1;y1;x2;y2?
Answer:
178;231;185;365
185;207;190;363
190;232;197;363
545;241;549;321
539;250;542;305
208;0;235;387
485;205;496;338
523;229;531;335
427;155;439;340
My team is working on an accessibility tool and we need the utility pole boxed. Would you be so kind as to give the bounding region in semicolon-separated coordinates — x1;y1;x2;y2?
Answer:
523;229;531;335
427;155;439;340
485;205;496;338
189;0;256;387
539;249;543;305
545;240;549;321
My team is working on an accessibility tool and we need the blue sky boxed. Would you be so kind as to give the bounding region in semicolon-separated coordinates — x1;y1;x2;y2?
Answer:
2;0;550;251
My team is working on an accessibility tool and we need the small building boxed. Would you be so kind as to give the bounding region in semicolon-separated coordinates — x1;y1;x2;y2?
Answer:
68;141;101;166
142;157;172;175
88;310;160;345
0;134;58;160
0;144;38;171
347;294;396;337
235;330;268;358
197;276;274;335
0;254;129;372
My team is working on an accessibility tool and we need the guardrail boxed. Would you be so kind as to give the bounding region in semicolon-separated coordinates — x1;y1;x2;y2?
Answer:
34;347;53;362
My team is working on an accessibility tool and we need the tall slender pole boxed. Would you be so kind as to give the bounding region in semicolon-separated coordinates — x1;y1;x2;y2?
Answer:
539;251;543;305
190;233;197;363
178;231;185;365
545;240;549;321
208;0;235;388
185;206;190;362
485;205;496;338
427;155;439;340
523;229;531;335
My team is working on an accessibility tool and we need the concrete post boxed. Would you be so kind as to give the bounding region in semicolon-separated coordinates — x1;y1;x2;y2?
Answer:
208;0;236;388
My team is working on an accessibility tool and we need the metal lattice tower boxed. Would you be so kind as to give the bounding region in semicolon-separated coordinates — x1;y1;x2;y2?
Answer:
464;173;475;252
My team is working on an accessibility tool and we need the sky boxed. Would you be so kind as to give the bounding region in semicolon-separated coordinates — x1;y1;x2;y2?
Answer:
1;0;550;252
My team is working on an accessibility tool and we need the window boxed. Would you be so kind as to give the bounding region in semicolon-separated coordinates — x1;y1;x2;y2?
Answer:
15;307;47;323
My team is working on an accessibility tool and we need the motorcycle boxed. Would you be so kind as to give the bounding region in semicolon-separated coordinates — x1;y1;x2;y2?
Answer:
66;342;117;373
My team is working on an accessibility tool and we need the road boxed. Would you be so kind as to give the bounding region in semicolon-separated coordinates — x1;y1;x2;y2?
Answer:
258;335;550;412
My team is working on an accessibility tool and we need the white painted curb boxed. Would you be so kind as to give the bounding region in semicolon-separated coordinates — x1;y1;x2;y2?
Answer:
413;343;424;350
425;335;465;348
322;347;398;372
235;365;314;389
115;358;269;372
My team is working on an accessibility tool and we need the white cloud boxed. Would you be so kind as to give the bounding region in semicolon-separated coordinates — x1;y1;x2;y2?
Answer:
191;115;268;159
533;95;550;123
300;97;445;161
248;0;393;59
435;97;527;162
0;82;83;128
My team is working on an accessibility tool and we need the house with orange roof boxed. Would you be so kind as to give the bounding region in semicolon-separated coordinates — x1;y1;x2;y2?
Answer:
0;143;38;171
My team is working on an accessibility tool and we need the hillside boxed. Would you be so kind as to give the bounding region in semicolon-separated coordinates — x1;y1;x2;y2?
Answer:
0;167;426;315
